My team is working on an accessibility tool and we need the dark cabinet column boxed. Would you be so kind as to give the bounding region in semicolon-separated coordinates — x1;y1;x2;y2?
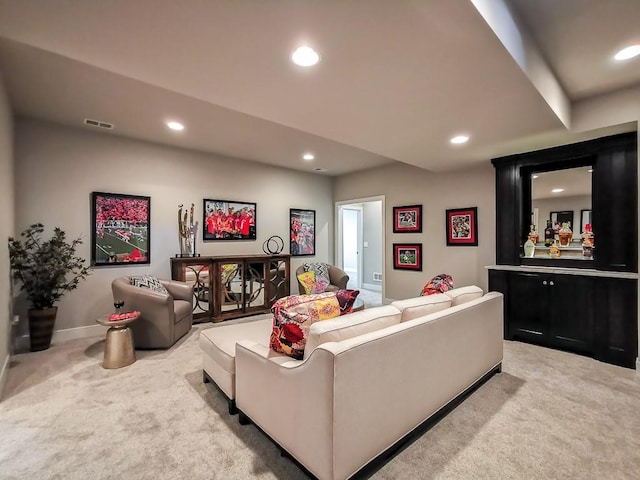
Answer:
594;277;638;368
593;147;638;272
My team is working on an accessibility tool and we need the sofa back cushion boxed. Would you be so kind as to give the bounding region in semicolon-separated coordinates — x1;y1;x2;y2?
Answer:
391;293;452;322
304;305;402;357
444;285;484;306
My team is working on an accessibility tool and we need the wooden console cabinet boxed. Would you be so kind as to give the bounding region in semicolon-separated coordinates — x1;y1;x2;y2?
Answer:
171;254;290;323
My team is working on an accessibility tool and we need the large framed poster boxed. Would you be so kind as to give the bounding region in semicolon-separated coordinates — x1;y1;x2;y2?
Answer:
91;191;150;265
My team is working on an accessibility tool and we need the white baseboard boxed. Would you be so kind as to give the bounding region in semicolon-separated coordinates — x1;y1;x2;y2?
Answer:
361;282;382;292
0;354;9;401
14;324;107;353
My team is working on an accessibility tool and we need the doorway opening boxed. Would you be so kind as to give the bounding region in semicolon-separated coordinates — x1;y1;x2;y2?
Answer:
336;196;384;306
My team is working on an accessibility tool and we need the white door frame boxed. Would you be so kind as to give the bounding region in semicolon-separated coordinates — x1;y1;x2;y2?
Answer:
335;195;385;299
340;205;363;288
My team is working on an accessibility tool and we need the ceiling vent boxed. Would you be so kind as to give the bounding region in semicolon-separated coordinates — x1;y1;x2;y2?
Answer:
83;118;114;130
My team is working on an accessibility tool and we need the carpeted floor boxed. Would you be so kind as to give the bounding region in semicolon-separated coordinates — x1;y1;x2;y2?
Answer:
1;321;639;480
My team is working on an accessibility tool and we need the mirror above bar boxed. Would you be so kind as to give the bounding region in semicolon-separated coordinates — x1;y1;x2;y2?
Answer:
525;165;594;261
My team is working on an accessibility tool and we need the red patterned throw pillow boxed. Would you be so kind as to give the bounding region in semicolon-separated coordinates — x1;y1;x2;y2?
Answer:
335;289;360;314
270;289;361;359
270;292;341;359
421;274;453;296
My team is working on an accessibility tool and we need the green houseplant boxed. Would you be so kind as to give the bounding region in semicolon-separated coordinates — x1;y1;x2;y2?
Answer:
8;223;91;351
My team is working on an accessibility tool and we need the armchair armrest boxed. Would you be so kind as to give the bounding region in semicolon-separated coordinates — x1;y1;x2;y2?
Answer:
161;279;194;303
112;280;173;309
328;266;349;290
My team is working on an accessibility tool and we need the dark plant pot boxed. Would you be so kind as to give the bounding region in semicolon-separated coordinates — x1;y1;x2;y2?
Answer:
28;306;58;352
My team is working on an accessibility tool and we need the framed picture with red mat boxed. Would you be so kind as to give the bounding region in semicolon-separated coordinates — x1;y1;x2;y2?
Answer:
446;207;478;246
393;204;422;233
393;243;422;271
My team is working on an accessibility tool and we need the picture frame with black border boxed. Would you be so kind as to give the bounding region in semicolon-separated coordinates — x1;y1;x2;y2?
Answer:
91;191;151;266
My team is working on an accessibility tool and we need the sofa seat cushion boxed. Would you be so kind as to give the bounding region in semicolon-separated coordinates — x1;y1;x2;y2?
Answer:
444;285;483;305
391;293;452;322
304;305;402;357
200;318;273;375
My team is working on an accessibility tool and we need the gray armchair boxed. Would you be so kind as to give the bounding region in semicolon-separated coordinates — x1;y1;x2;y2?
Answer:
111;277;194;349
296;264;349;295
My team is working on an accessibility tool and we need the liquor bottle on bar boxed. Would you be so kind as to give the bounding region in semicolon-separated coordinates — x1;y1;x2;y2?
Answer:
544;220;554;247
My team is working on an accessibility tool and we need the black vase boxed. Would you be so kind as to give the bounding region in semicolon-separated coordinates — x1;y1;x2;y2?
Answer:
28;306;58;352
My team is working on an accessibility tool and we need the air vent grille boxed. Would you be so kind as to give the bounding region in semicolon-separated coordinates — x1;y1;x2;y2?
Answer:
84;118;114;130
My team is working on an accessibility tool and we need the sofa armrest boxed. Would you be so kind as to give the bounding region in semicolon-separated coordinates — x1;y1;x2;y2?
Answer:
161;279;194;303
235;341;335;480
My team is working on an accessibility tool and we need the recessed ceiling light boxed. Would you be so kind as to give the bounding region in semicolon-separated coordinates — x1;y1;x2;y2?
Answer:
291;46;320;67
450;135;469;144
303;153;315;161
614;44;640;61
551;188;564;193
167;121;184;131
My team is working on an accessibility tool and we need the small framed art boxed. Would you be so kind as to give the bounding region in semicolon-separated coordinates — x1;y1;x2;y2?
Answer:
445;207;478;246
290;208;315;256
203;199;256;241
393;204;422;233
393;243;422;271
91;191;151;266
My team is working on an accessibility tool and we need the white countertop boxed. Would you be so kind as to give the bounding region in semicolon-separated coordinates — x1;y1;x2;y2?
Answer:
485;264;639;279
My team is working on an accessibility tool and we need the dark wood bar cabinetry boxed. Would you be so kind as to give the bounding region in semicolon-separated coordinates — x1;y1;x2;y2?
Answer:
171;254;290;323
489;268;637;368
490;132;638;369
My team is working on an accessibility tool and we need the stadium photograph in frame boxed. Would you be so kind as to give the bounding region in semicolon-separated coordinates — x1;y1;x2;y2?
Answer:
91;192;151;265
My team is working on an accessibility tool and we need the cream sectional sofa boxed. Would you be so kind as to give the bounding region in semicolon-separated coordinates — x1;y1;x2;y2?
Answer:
199;286;503;480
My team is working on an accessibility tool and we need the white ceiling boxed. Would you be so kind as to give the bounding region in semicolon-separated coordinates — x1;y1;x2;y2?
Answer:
0;0;638;176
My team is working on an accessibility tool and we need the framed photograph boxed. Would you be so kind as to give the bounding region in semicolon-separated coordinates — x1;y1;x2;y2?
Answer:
393;204;422;233
203;199;256;241
393;243;422;271
290;208;316;256
446;207;478;246
91;191;150;266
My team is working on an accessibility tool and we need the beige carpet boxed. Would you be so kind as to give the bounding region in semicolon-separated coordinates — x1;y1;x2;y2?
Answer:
1;322;639;480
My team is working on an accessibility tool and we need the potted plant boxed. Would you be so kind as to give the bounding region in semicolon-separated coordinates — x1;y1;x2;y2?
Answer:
8;223;91;351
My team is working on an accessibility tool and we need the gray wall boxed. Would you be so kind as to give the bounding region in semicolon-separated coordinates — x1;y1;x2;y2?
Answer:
13;118;333;336
362;201;382;287
0;72;14;394
335;162;496;300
